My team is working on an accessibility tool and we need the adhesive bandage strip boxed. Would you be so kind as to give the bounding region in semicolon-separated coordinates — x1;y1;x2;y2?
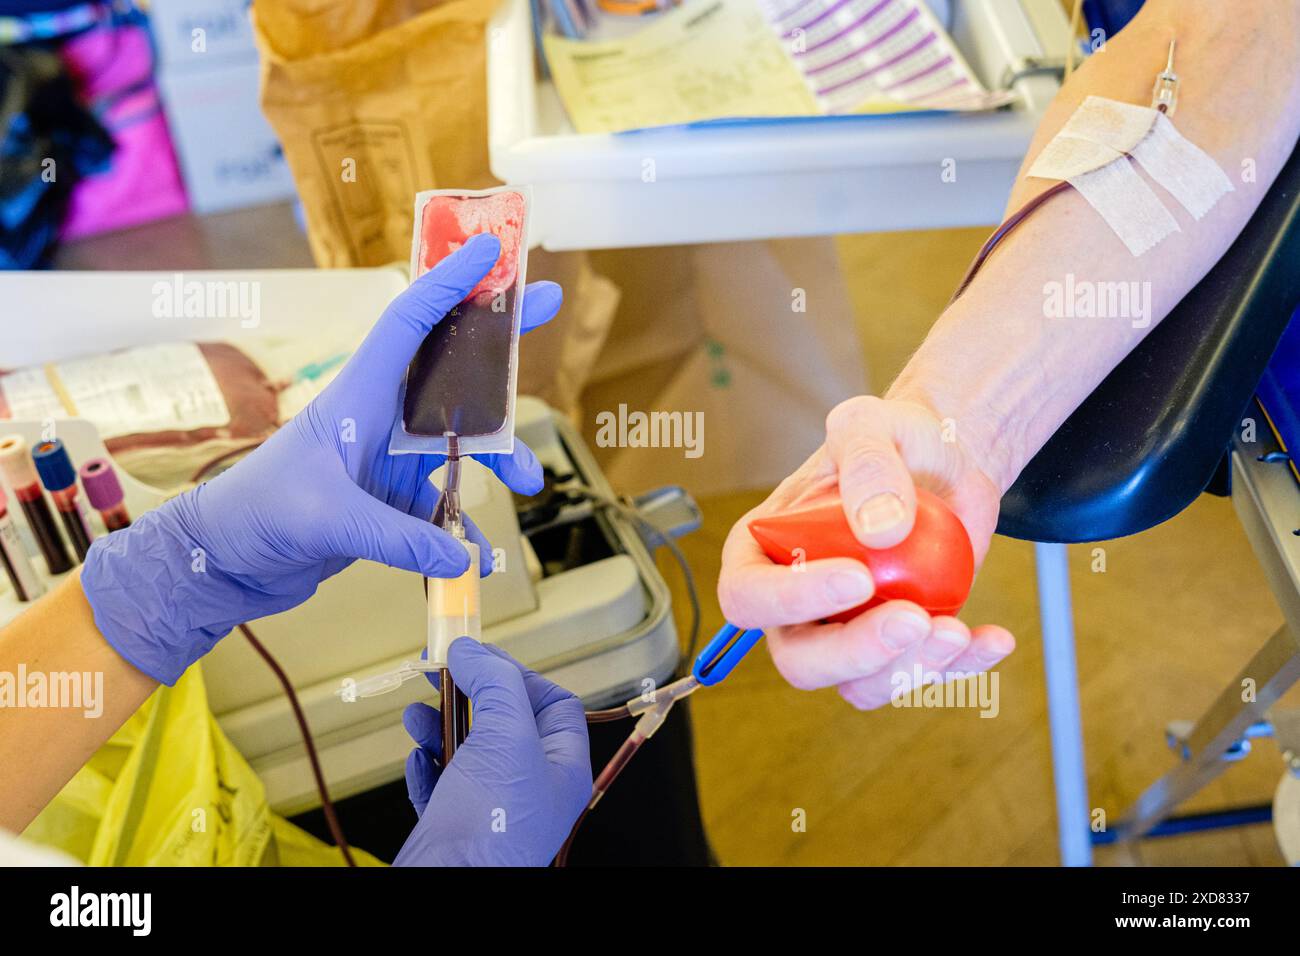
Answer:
1029;135;1124;182
1069;157;1181;257
1062;95;1159;155
1028;97;1159;182
1026;96;1233;255
1129;112;1235;219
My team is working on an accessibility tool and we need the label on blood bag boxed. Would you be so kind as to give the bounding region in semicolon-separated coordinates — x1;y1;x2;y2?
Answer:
0;344;230;439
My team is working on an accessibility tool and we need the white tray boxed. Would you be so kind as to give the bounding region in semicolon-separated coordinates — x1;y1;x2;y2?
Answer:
488;0;1072;250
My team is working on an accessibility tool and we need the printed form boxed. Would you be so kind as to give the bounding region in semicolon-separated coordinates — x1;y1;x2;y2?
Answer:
544;0;1014;134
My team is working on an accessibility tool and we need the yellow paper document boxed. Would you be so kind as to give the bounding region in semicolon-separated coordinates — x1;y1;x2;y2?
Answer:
544;0;1013;134
544;0;819;134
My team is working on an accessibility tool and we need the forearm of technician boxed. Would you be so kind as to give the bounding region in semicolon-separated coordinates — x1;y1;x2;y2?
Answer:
0;572;157;833
887;0;1300;492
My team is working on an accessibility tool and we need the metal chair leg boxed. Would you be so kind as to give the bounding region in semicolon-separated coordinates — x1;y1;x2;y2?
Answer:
1035;541;1092;866
1113;623;1300;844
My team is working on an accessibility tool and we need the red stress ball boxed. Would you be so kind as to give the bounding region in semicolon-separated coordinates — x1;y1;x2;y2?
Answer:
748;488;976;621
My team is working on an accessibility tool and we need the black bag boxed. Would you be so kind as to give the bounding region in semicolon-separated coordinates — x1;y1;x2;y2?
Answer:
0;43;112;268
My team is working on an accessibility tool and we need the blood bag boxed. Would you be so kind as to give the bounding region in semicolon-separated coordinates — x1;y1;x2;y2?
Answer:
389;185;532;456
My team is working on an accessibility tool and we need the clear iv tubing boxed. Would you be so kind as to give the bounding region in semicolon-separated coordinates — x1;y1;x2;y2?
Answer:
952;40;1179;304
555;673;701;866
596;674;702;809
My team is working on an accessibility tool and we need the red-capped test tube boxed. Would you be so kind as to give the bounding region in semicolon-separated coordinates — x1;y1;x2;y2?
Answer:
0;482;45;602
0;434;72;575
32;438;94;562
79;457;131;532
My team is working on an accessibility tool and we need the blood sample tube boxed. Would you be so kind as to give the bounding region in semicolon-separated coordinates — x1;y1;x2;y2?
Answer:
0;435;72;575
32;438;94;562
429;437;479;764
431;536;480;765
79;457;131;532
0;483;45;602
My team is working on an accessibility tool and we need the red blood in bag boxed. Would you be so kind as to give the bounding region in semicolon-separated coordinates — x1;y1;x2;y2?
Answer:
748;489;975;621
404;191;527;439
417;193;525;304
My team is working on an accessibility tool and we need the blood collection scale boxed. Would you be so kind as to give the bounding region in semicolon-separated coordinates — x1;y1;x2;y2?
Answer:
3;269;692;815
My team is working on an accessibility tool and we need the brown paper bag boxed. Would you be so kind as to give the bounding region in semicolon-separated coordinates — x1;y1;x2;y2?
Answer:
253;0;501;267
251;0;621;417
515;246;622;421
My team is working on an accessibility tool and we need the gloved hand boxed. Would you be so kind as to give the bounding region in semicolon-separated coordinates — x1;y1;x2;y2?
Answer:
82;234;562;684
395;638;591;867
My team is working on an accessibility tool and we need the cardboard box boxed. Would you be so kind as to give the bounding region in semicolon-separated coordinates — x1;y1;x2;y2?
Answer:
583;239;871;499
148;0;258;68
158;58;297;213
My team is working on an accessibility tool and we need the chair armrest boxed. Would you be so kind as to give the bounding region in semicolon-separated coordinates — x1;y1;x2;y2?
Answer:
998;146;1300;543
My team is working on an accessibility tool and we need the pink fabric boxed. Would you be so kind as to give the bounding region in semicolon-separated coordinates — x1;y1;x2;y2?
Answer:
58;23;188;239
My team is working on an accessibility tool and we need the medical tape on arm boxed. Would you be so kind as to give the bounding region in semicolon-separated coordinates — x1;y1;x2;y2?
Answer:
1062;96;1161;153
1069;158;1180;256
1129;112;1235;219
1026;95;1233;256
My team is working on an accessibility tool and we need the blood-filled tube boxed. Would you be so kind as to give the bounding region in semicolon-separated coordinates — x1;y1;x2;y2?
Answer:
79;457;131;532
0;435;72;575
32;438;94;562
432;539;479;765
0;483;45;602
430;437;478;764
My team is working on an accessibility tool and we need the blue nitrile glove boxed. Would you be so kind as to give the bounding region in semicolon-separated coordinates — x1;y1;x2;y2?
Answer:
395;638;591;867
82;234;562;685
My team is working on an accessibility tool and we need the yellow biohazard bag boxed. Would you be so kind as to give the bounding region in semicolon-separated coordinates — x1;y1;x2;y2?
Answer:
21;666;382;866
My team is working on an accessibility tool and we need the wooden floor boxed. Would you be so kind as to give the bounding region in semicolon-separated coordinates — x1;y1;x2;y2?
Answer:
58;208;1296;865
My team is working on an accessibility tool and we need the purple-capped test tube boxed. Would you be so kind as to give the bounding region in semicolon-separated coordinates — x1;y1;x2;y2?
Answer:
79;458;131;532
